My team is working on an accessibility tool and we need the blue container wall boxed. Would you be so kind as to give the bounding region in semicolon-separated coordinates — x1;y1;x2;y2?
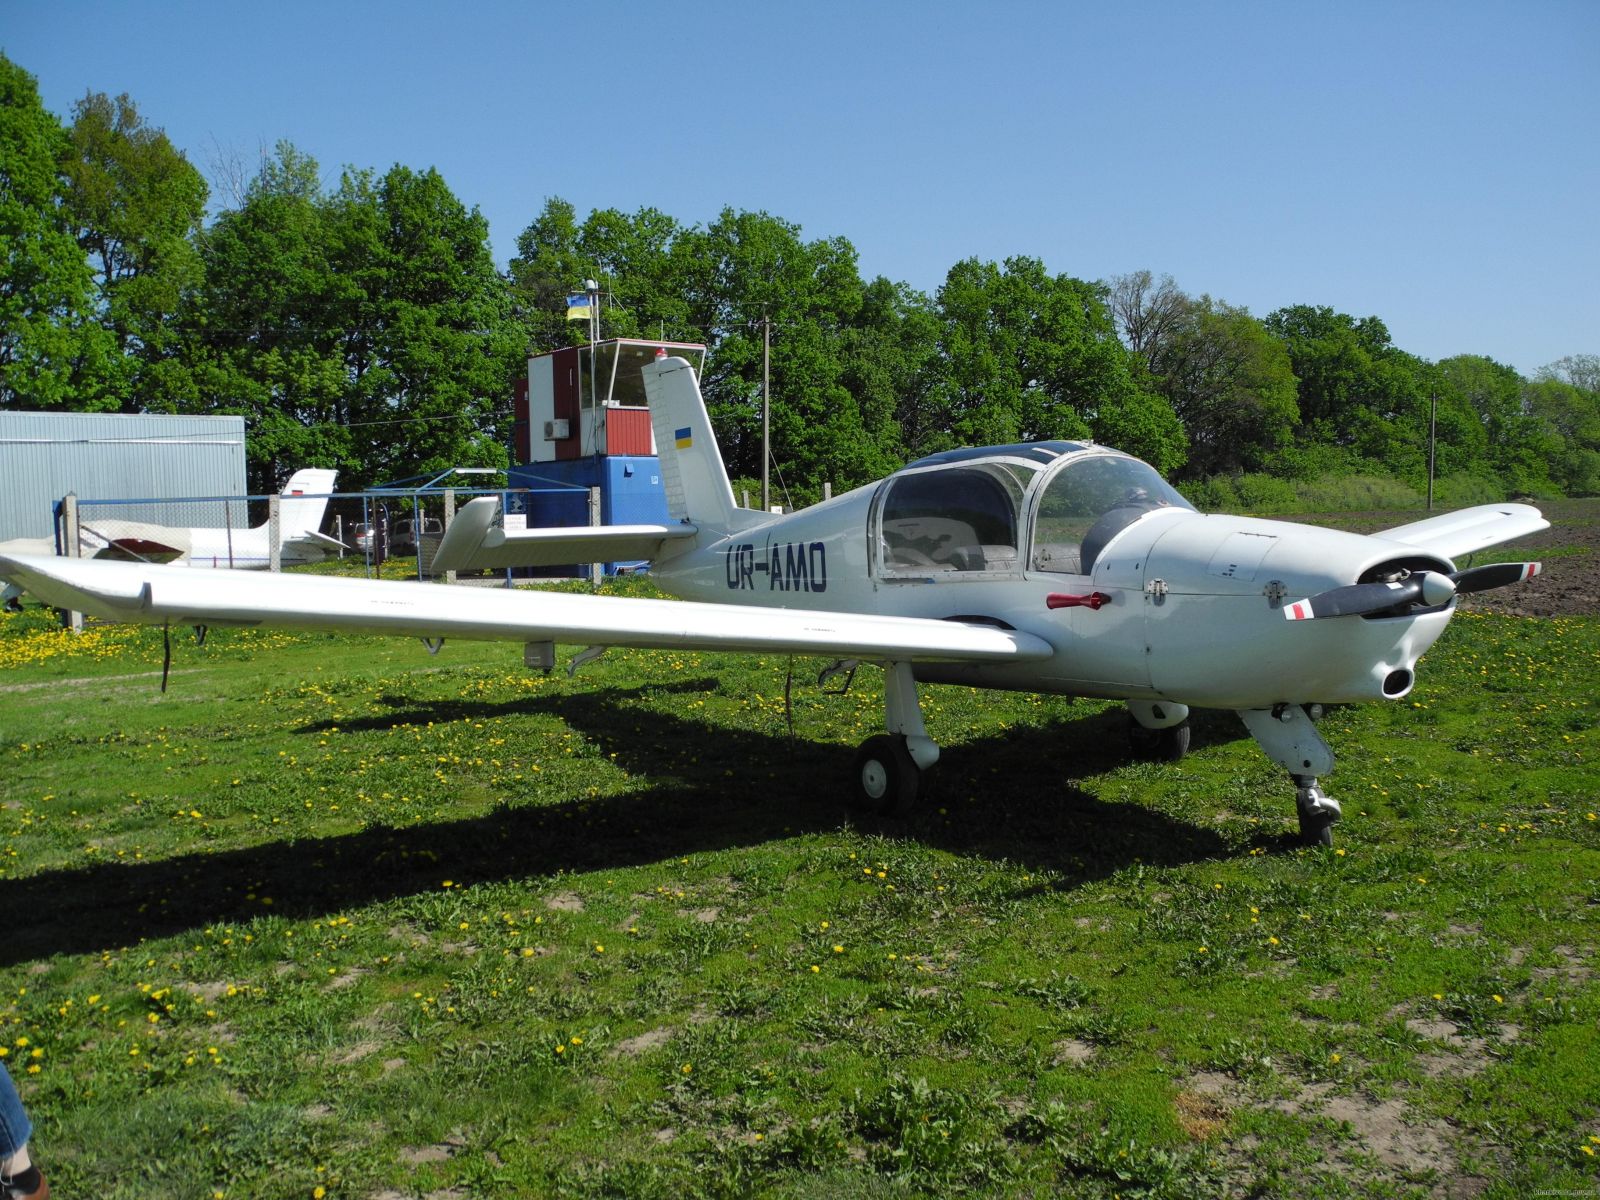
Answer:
601;457;670;527
507;455;667;576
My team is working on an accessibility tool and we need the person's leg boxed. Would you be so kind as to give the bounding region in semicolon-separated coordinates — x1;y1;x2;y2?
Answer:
0;1064;44;1198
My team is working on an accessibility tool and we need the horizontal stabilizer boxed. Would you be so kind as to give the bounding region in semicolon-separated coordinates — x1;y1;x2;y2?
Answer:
1377;503;1548;560
0;552;1054;666
431;496;697;572
286;530;349;551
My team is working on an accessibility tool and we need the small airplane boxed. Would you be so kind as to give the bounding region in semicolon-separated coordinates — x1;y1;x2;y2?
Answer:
1;468;341;607
0;359;1547;845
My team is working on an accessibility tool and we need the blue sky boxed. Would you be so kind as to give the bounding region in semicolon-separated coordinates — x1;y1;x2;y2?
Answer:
6;0;1596;375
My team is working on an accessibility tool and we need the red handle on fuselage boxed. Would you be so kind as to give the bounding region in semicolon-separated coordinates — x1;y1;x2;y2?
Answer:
1046;592;1112;611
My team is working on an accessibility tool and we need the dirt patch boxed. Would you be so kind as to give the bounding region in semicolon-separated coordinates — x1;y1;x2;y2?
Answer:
1189;1070;1457;1182
545;891;584;912
399;1145;454;1165
1051;1038;1096;1066
335;1040;381;1065
610;1027;673;1057
1173;1091;1229;1140
1531;944;1595;988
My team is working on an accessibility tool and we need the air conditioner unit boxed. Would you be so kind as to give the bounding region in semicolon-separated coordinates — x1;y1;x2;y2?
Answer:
544;419;570;440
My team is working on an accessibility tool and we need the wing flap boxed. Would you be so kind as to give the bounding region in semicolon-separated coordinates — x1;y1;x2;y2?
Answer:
431;496;697;572
1375;503;1548;560
0;553;1053;665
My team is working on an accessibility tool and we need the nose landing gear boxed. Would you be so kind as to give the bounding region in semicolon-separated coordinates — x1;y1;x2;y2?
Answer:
1237;703;1342;847
1294;777;1342;847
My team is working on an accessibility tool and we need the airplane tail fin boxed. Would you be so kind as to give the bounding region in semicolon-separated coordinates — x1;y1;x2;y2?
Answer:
270;468;338;540
642;356;740;531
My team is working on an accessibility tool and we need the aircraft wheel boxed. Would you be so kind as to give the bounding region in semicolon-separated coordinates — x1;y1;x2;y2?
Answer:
851;734;922;817
1298;808;1336;847
1128;716;1191;762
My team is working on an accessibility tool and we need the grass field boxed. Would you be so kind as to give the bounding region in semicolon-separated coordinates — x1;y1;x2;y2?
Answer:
1;567;1597;1197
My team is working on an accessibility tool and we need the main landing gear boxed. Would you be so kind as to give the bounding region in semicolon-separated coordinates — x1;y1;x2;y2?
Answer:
1237;704;1343;847
850;663;939;816
1127;700;1191;762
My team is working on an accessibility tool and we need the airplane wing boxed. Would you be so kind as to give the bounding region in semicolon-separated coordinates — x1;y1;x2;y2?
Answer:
432;496;697;572
1374;503;1548;560
0;553;1053;665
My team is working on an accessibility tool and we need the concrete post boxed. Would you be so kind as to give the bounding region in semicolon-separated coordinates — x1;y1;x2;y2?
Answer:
443;488;457;584
588;486;602;588
61;493;83;632
268;494;281;572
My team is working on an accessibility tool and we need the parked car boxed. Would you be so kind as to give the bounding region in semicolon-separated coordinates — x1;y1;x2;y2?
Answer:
390;516;443;556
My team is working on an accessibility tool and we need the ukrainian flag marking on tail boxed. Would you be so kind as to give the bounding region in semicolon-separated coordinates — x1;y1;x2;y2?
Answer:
675;426;693;450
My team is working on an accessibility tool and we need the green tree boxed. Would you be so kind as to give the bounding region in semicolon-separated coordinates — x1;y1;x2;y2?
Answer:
1437;354;1552;494
1262;305;1487;486
1524;376;1600;495
676;208;886;492
506;197;590;355
182;143;349;491
935;257;1185;473
1111;274;1298;478
61;89;208;411
342;163;520;484
183;148;520;491
836;276;946;465
0;54;114;409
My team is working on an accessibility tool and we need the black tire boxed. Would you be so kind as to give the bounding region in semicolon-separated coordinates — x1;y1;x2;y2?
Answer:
1128;716;1191;763
1298;808;1336;847
851;734;922;817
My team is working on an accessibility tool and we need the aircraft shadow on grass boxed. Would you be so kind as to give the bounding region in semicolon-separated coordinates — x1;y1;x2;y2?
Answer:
0;682;1239;966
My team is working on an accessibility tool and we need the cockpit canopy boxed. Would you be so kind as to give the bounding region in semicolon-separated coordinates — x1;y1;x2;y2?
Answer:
1031;452;1191;574
876;444;1191;579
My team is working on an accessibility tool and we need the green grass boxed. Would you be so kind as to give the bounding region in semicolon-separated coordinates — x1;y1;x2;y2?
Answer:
1;586;1597;1199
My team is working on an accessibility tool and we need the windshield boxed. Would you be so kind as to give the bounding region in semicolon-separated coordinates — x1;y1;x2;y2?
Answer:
1031;454;1192;574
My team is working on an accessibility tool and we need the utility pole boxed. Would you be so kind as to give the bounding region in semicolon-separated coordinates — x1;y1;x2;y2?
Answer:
585;278;600;453
1426;390;1438;511
761;311;771;512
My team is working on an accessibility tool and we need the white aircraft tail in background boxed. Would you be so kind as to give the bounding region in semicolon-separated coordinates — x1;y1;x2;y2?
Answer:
184;468;341;569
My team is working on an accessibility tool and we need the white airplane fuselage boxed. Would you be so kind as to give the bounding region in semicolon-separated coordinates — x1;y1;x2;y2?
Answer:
649;449;1454;712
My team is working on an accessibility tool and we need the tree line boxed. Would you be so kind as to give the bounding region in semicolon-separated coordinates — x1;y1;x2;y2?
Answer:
4;54;1597;504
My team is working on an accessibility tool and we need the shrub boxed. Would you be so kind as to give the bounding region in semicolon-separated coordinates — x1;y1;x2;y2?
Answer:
1177;476;1239;513
1233;473;1299;513
1294;473;1423;512
1432;472;1504;507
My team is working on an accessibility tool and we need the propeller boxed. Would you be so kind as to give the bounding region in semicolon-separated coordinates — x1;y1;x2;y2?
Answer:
1451;561;1542;593
1284;562;1540;621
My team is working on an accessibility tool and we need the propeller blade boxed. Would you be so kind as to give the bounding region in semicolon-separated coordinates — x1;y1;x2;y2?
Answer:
1283;569;1460;621
1451;561;1541;593
1284;577;1426;621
